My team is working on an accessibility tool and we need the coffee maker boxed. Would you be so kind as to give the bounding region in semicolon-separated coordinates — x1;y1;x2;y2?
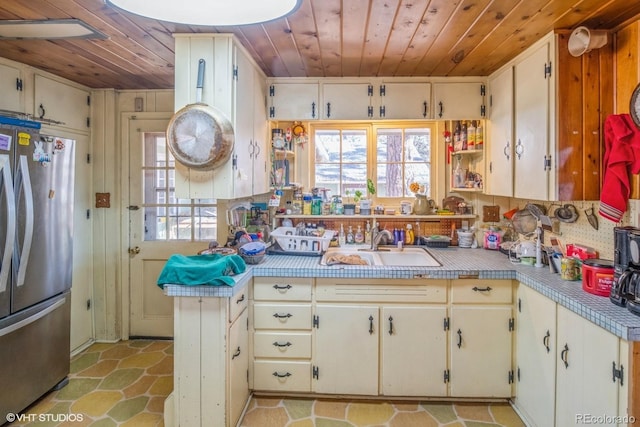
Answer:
610;226;640;316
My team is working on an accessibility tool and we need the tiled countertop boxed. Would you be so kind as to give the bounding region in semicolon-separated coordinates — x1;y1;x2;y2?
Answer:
165;247;640;341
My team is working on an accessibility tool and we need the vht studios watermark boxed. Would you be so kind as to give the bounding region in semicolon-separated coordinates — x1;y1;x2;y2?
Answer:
576;413;636;424
5;412;84;423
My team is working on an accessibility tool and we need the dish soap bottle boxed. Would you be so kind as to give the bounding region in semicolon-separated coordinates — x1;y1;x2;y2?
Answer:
355;225;364;244
365;220;372;244
338;224;346;246
405;224;414;245
346;226;355;244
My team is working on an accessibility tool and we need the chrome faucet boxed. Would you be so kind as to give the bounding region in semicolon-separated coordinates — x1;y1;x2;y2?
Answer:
371;227;393;251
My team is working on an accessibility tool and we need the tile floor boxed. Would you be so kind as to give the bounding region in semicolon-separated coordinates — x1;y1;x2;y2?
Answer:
8;340;173;427
8;340;525;427
240;396;526;427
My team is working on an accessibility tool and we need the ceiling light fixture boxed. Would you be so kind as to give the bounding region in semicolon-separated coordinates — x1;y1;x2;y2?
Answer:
105;0;302;26
0;19;106;40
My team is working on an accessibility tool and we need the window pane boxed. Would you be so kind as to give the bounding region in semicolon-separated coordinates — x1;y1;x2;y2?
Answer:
377;129;402;163
315;163;340;194
342;130;367;163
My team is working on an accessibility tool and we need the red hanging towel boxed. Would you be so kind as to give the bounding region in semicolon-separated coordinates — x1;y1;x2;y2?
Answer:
599;114;640;222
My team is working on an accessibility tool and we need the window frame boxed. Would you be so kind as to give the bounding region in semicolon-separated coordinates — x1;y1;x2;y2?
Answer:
308;121;440;207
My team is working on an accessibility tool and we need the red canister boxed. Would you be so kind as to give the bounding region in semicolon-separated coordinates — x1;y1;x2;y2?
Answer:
581;259;614;297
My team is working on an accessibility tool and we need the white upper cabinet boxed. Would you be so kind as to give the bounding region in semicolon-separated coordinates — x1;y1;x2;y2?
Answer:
268;82;319;120
513;41;551;201
375;82;431;120
433;82;486;120
321;82;373;120
173;34;267;199
34;74;90;131
486;66;514;197
0;61;24;113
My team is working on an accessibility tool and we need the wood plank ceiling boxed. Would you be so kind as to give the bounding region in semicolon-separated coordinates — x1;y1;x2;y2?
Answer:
0;0;638;90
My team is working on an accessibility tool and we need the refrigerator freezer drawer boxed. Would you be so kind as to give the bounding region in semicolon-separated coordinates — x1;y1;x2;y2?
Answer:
0;292;70;420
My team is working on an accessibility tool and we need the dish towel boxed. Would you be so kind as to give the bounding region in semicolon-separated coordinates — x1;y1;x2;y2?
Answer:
157;253;246;288
599;114;640;222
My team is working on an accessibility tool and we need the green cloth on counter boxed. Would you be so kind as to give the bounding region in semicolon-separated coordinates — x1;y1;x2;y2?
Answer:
157;253;246;288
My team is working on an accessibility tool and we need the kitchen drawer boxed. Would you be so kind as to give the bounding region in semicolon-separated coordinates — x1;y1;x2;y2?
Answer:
254;332;312;359
229;290;248;323
254;303;312;330
451;279;513;304
315;278;447;303
253;277;313;301
253;360;311;392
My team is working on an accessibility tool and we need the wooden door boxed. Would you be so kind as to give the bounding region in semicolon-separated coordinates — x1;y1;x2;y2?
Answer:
314;304;378;395
513;42;550;201
433;82;485;120
380;305;447;396
229;308;249;427
268;83;319;120
514;284;557;427
232;46;254;199
487;66;514;197
126;114;206;337
0;62;23;113
321;83;373;120
449;305;513;397
377;82;431;119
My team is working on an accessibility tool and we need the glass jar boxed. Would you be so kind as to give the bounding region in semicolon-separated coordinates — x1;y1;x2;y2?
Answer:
292;192;302;214
413;194;430;215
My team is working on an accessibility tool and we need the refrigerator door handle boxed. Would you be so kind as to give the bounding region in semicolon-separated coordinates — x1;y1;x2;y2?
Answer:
0;296;66;338
15;155;34;288
0;154;16;293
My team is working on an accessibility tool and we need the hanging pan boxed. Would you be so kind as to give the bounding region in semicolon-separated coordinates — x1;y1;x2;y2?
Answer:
166;59;234;170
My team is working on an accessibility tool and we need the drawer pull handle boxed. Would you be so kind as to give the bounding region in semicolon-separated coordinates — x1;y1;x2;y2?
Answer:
543;330;551;353
273;284;292;290
561;344;569;369
369;315;374;335
231;346;241;359
273;313;293;319
236;294;245;304
472;286;492;292
272;371;292;378
273;341;292;348
388;316;394;335
457;329;463;348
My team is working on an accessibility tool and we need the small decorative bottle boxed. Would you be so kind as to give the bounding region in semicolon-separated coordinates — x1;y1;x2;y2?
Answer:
364;221;372;244
346;226;355;244
354;225;364;244
338;224;346;246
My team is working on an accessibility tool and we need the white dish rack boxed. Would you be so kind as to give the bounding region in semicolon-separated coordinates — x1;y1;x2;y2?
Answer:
270;227;335;254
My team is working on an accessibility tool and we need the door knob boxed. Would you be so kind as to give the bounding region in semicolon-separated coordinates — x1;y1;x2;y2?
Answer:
128;246;141;254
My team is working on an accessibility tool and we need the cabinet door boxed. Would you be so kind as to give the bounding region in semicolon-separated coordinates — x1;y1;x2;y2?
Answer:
513;42;550;200
556;306;620;427
314;304;378;395
0;62;24;113
228;309;249;427
381;306;447;396
321;83;373;120
252;70;269;195
514;285;556;427
433;82;485;120
34;75;90;131
232;47;255;199
377;83;431;119
268;83;319;120
449;305;512;397
486;66;514;197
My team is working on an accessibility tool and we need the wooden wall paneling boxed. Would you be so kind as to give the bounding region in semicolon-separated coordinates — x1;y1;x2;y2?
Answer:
360;0;399;76
596;41;615;199
614;22;640;199
556;31;584;201
261;20;308;77
582;49;601;201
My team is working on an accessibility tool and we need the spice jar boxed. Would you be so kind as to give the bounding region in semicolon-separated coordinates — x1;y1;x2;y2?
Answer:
560;257;580;281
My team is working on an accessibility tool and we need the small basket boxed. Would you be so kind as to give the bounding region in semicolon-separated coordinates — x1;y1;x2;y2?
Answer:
422;235;451;248
241;253;266;264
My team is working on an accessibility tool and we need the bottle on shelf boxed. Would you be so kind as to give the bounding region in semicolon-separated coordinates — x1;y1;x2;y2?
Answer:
354;225;364;244
365;220;372;244
414;221;421;245
468;120;476;150
453;121;462;151
476;121;483;149
338;224;346;246
461;120;468;150
346;226;355;244
405;224;414;245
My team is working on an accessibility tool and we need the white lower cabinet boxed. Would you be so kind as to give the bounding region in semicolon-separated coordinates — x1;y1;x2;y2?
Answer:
229;309;249;426
515;283;630;427
313;304;379;395
514;284;557;427
380;305;447;396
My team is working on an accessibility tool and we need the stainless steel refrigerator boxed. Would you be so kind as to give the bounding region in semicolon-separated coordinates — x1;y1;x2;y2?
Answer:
0;116;75;420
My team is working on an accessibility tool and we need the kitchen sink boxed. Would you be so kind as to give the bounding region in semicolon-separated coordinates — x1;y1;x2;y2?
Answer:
320;246;441;267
